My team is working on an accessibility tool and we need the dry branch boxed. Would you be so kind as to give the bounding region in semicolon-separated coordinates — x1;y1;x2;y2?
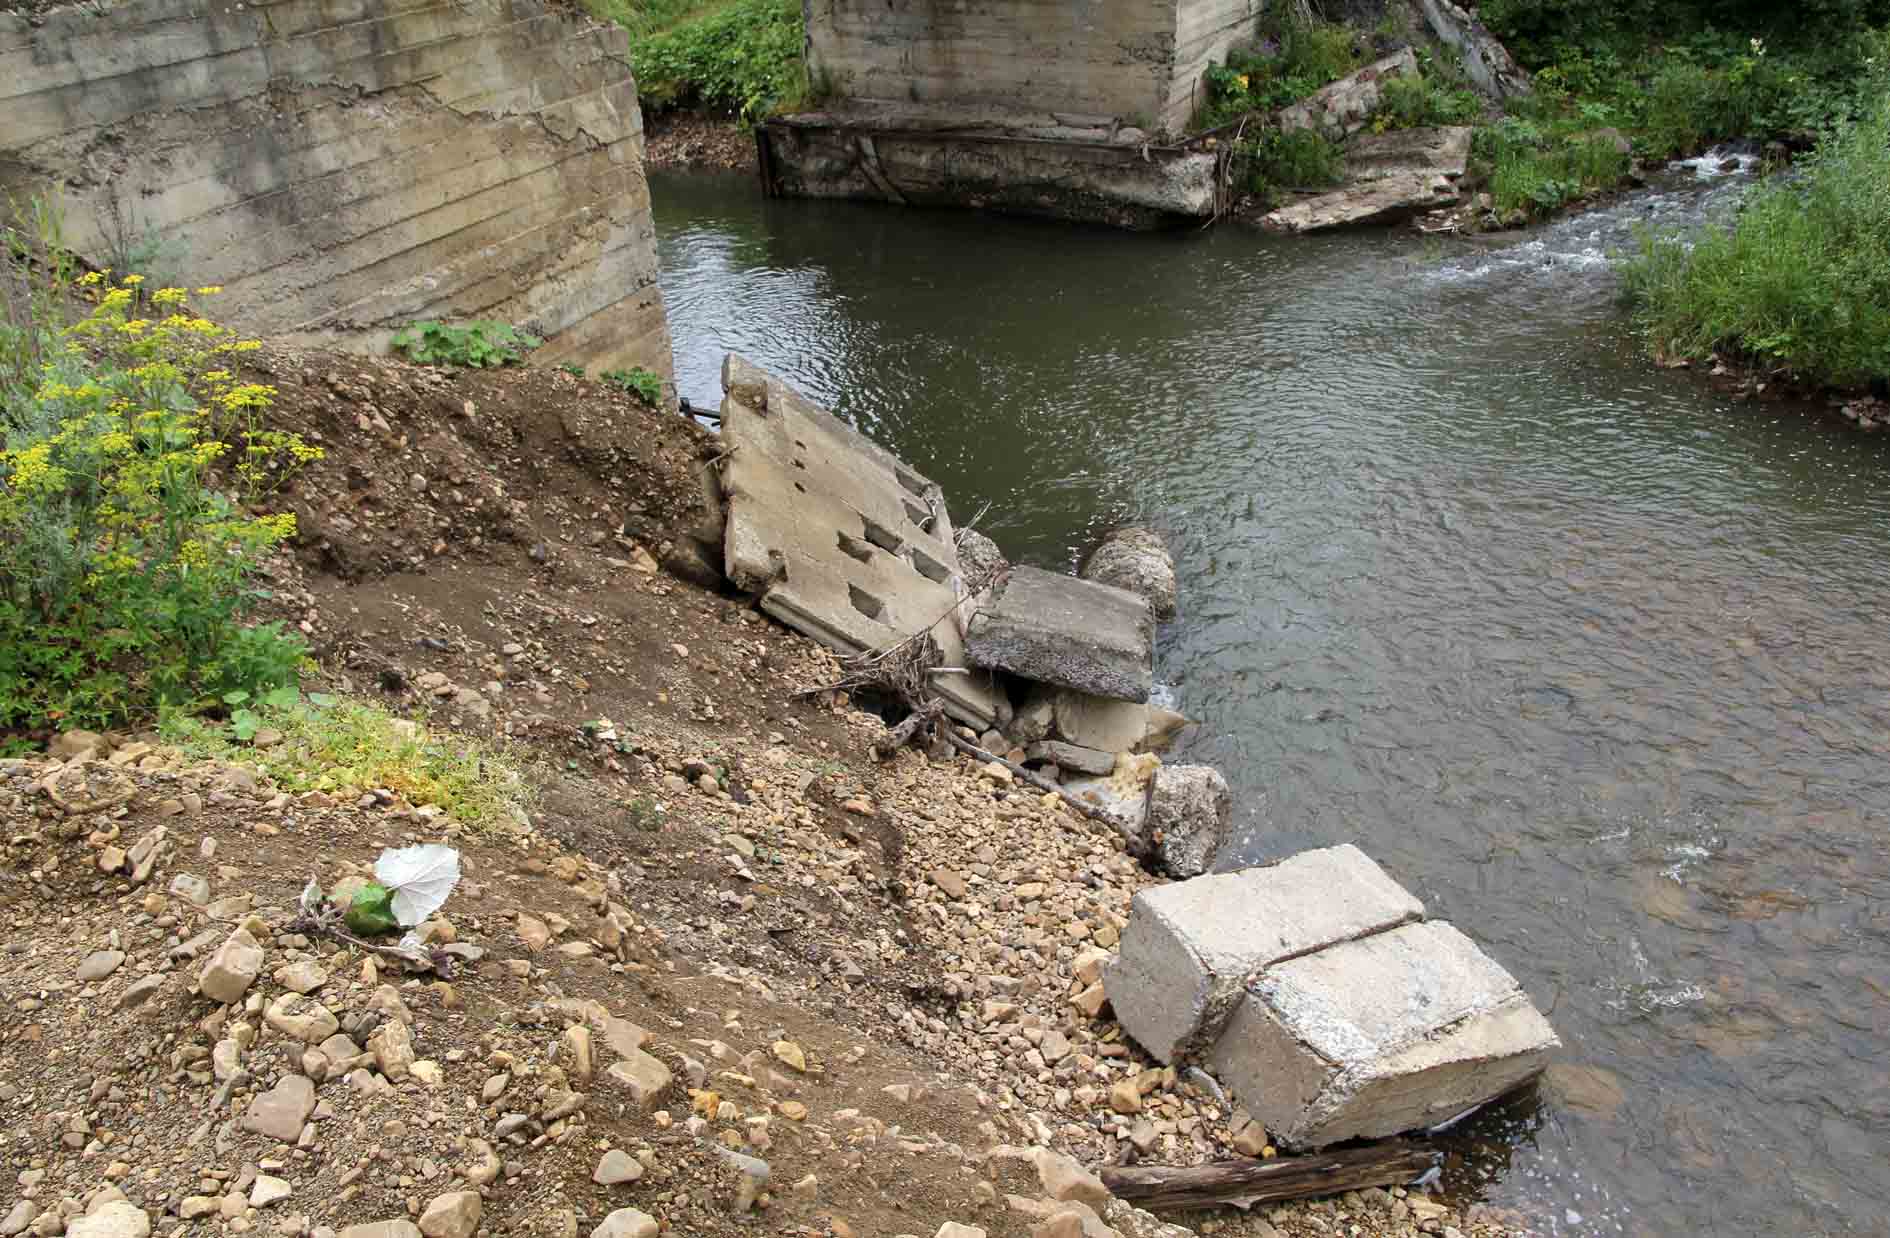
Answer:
1099;1142;1436;1211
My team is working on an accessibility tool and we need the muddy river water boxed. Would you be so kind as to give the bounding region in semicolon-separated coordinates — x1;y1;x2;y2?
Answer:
649;166;1890;1237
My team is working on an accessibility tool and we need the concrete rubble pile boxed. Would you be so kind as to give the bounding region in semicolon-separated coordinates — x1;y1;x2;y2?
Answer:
1105;845;1560;1149
712;353;1225;875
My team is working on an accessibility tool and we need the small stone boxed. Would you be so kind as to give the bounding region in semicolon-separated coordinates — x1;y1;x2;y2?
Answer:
515;915;551;951
339;1224;421;1238
771;1040;807;1072
274;961;329;995
1036;1150;1109;1204
169;873;212;905
249;1177;292;1209
604;1050;672;1110
369;1020;415;1079
266;994;339;1043
589;1211;657;1238
931;869;968;900
592;1150;643;1186
934;1226;988;1238
417;1192;480;1238
1109;1080;1143;1114
778;1100;807;1121
562;1025;593;1083
117;974;164;1008
244;1075;316;1142
76;950;126;982
68;1204;148;1238
200;929;265;1004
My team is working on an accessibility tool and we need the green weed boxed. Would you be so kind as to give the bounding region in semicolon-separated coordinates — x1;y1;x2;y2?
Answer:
626;0;806;119
1624;95;1890;386
1372;73;1484;130
1198;18;1367;129
163;692;530;832
601;366;665;406
391;320;540;368
0;202;319;734
1239;128;1346;203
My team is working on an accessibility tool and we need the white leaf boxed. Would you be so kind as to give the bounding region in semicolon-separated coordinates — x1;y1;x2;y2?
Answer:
373;844;462;927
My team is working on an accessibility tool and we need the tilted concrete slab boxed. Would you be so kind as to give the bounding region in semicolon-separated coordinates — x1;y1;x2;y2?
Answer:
1105;845;1424;1063
964;567;1154;702
1208;920;1558;1147
717;354;999;727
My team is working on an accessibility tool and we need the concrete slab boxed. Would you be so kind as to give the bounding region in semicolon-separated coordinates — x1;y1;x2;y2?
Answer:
1208;920;1557;1147
1105;846;1424;1063
964;566;1153;702
718;354;999;727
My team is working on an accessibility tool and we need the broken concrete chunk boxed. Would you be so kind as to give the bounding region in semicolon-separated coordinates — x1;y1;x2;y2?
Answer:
1081;527;1176;623
1262;127;1471;233
1277;47;1420;142
1105;845;1424;1063
964;566;1153;702
1146;764;1231;878
1208;919;1557;1147
718;352;999;727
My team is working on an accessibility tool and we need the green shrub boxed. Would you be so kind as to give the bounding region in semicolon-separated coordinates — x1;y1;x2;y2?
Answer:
1624;96;1890;386
629;0;806;119
391;320;540;368
0;257;319;733
1474;118;1632;216
1240;128;1345;203
1372;73;1484;129
162;692;529;832
601;366;665;406
1199;19;1367;129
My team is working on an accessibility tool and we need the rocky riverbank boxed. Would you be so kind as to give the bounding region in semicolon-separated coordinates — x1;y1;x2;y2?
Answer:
0;347;1528;1238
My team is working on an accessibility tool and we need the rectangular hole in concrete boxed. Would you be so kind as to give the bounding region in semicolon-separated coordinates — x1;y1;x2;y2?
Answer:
903;499;932;531
848;584;884;621
894;467;926;497
836;532;873;563
861;517;903;554
908;547;949;584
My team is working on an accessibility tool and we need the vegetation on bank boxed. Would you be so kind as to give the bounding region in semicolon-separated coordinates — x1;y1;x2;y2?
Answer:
1624;96;1890;387
0;202;318;737
586;0;808;121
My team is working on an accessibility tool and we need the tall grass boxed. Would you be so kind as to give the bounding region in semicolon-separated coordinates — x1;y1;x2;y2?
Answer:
1624;97;1890;386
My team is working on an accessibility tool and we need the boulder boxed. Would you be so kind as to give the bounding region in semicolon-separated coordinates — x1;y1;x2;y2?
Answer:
1081;527;1176;623
417;1193;481;1238
1207;919;1558;1146
242;1075;316;1142
963;566;1153;702
605;1049;672;1110
1417;0;1531;99
1105;846;1424;1062
590;1213;657;1238
1146;764;1231;877
66;1204;148;1238
1262;126;1472;234
954;527;1008;588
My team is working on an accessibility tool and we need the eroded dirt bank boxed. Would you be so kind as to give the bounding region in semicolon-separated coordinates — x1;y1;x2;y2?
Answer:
0;350;1527;1238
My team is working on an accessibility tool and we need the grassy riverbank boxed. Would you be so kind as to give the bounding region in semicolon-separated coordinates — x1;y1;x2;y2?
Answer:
584;0;808;121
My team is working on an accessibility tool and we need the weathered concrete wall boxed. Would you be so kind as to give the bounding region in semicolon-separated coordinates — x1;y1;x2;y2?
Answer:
805;0;1259;136
0;0;673;380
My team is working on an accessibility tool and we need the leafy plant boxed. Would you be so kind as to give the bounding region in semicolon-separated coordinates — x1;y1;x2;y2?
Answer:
1373;74;1484;130
1197;17;1367;129
628;0;807;119
0;245;320;734
557;361;586;377
601;365;665;406
390;320;541;368
1239;128;1345;204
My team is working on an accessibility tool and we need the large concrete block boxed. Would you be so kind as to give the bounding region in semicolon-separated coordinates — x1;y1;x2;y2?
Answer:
718;354;999;727
1146;763;1230;878
1081;527;1176;623
1208;920;1558;1147
1105;845;1424;1063
964;566;1153;702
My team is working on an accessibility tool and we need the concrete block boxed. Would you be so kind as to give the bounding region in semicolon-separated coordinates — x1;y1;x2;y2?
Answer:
1146;764;1230;877
1054;689;1150;752
1105;845;1424;1063
1208;920;1557;1147
718;353;999;727
964;566;1153;702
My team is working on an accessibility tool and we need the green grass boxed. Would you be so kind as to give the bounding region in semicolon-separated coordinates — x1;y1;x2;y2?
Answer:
1473;116;1633;216
163;694;531;832
1623;96;1890;387
1198;18;1368;129
1239;128;1345;204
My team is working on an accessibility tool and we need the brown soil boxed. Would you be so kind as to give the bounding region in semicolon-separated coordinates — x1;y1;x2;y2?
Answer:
0;349;1527;1238
643;112;758;173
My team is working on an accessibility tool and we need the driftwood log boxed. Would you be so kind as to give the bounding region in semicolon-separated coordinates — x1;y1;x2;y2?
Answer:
1099;1142;1437;1211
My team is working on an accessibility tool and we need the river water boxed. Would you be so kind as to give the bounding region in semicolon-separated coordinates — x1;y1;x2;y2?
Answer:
649;165;1890;1237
